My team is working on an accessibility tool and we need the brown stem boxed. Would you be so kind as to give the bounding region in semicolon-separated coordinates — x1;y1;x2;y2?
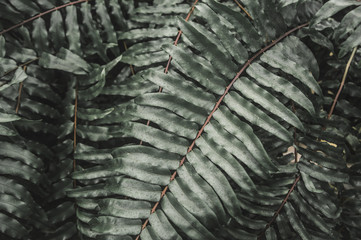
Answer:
233;0;253;20
258;102;301;238
0;0;89;36
258;175;301;239
15;66;27;114
73;81;78;188
0;58;38;80
135;22;309;239
138;0;199;148
327;47;358;119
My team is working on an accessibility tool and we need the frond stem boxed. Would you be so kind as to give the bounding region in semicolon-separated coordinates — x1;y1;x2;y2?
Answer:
258;175;300;239
73;81;78;188
135;1;199;237
15;66;26;114
136;22;309;238
327;47;358;119
0;58;38;80
233;0;253;20
0;0;90;36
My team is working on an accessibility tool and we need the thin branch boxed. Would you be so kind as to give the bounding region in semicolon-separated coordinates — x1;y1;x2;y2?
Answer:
138;0;199;148
327;47;358;119
0;0;90;36
73;81;78;188
258;175;301;239
0;58;39;80
258;102;301;238
233;0;253;20
135;1;199;237
15;66;27;114
136;22;309;238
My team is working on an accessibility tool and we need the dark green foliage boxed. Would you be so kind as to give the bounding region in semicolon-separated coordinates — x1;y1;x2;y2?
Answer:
0;0;360;239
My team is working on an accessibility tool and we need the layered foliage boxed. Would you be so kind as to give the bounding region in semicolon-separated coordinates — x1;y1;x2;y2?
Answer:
0;0;361;240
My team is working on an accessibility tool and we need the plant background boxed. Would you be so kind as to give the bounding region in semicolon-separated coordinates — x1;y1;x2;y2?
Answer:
0;0;361;239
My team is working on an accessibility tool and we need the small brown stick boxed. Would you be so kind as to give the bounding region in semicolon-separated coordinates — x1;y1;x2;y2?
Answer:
327;47;358;119
1;58;38;80
257;175;301;239
15;66;27;113
233;0;253;20
73;81;78;188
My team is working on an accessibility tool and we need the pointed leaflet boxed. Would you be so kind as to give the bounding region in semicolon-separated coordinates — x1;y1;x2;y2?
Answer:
112;145;180;170
128;104;199;139
187;149;241;219
203;0;262;52
0;213;28;239
122;122;189;155
311;0;361;26
284;203;311;240
213;105;276;171
196;3;248;63
177;18;238;78
204;121;270;178
145;210;182;240
80;2;108;62
246;63;315;115
177;163;227;223
225;91;292;142
234;77;304;131
339;25;361;58
161;193;217;240
105;177;161;202
95;0;119;55
162;44;227;95
0;68;27;91
65;5;81;55
32;18;49;53
169;177;220;228
49;10;65;51
196;135;257;192
89;216;141;235
334;6;361;40
97;199;151;219
142;68;216;109
135;93;208;125
0;36;5;57
260;39;322;96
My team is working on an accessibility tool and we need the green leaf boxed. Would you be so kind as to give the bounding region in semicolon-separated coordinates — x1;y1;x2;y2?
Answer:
0;213;28;239
284;203;311;240
225;91;292;142
32;18;49;53
196;3;248;63
0;112;21;122
298;161;349;183
311;0;361;26
49;10;65;51
246;62;316;115
89;216;141;235
0;124;17;136
0;68;27;91
65;5;82;55
234;77;304;131
161;192;217;240
0;35;5;57
178;18;238;78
